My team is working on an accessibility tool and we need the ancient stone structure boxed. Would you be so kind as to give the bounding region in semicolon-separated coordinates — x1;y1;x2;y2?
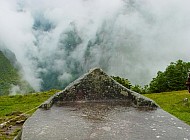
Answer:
19;68;190;140
40;68;158;109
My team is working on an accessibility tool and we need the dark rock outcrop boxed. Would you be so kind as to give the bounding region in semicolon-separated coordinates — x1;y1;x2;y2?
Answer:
40;68;158;109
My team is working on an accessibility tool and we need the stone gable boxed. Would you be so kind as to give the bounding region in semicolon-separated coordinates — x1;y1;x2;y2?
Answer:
40;68;158;109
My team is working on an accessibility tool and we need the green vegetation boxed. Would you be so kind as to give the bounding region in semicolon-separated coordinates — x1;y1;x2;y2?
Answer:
111;76;132;89
114;60;190;94
0;90;58;117
149;60;190;93
0;51;33;95
144;90;190;125
0;51;19;95
131;85;150;94
112;76;150;94
0;89;59;140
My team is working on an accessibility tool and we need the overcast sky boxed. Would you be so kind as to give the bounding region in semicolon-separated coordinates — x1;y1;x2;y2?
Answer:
0;0;190;90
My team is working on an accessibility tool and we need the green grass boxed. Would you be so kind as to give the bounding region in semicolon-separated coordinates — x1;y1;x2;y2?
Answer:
144;90;190;125
0;89;59;140
0;90;59;118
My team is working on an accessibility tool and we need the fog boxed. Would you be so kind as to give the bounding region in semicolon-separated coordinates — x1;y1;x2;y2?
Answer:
0;0;190;91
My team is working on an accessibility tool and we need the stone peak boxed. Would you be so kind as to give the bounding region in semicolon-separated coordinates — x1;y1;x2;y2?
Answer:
40;68;159;109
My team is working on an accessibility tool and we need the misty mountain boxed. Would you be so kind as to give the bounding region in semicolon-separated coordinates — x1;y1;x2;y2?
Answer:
1;0;190;92
0;49;33;95
35;23;112;91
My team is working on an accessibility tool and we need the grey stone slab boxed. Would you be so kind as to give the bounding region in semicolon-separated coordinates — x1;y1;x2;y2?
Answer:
21;68;190;139
22;102;190;140
40;68;158;110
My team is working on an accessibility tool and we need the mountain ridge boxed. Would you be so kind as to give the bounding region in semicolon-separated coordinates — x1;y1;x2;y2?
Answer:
0;50;33;95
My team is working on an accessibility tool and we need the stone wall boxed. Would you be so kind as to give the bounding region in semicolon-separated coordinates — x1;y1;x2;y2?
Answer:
40;68;159;109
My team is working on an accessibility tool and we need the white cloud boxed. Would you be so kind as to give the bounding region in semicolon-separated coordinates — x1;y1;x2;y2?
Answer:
1;0;190;90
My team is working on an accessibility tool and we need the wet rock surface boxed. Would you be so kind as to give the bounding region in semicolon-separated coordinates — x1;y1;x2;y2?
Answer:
22;102;190;140
40;68;158;109
21;68;190;139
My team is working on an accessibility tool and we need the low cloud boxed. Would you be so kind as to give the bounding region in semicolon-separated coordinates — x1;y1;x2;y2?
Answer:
1;0;190;91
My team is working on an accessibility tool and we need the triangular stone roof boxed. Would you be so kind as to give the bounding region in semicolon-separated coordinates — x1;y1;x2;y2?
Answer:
40;68;158;109
21;68;190;140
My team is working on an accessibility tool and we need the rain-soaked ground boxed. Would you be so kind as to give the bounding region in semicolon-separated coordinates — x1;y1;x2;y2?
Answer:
22;101;190;140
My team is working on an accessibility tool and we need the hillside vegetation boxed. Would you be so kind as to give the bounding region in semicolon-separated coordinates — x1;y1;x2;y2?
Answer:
149;60;190;93
114;60;190;94
0;51;33;95
0;90;58;140
144;90;190;125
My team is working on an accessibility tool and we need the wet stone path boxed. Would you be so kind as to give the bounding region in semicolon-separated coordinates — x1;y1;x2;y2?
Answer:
22;101;190;140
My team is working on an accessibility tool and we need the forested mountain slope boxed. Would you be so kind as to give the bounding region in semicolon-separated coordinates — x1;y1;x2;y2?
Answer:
0;50;33;95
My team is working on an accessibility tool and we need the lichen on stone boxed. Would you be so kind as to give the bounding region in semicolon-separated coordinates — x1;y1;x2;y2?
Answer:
40;68;159;109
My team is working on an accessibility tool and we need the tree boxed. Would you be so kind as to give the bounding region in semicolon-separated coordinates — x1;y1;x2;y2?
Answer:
111;76;132;89
149;60;190;93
